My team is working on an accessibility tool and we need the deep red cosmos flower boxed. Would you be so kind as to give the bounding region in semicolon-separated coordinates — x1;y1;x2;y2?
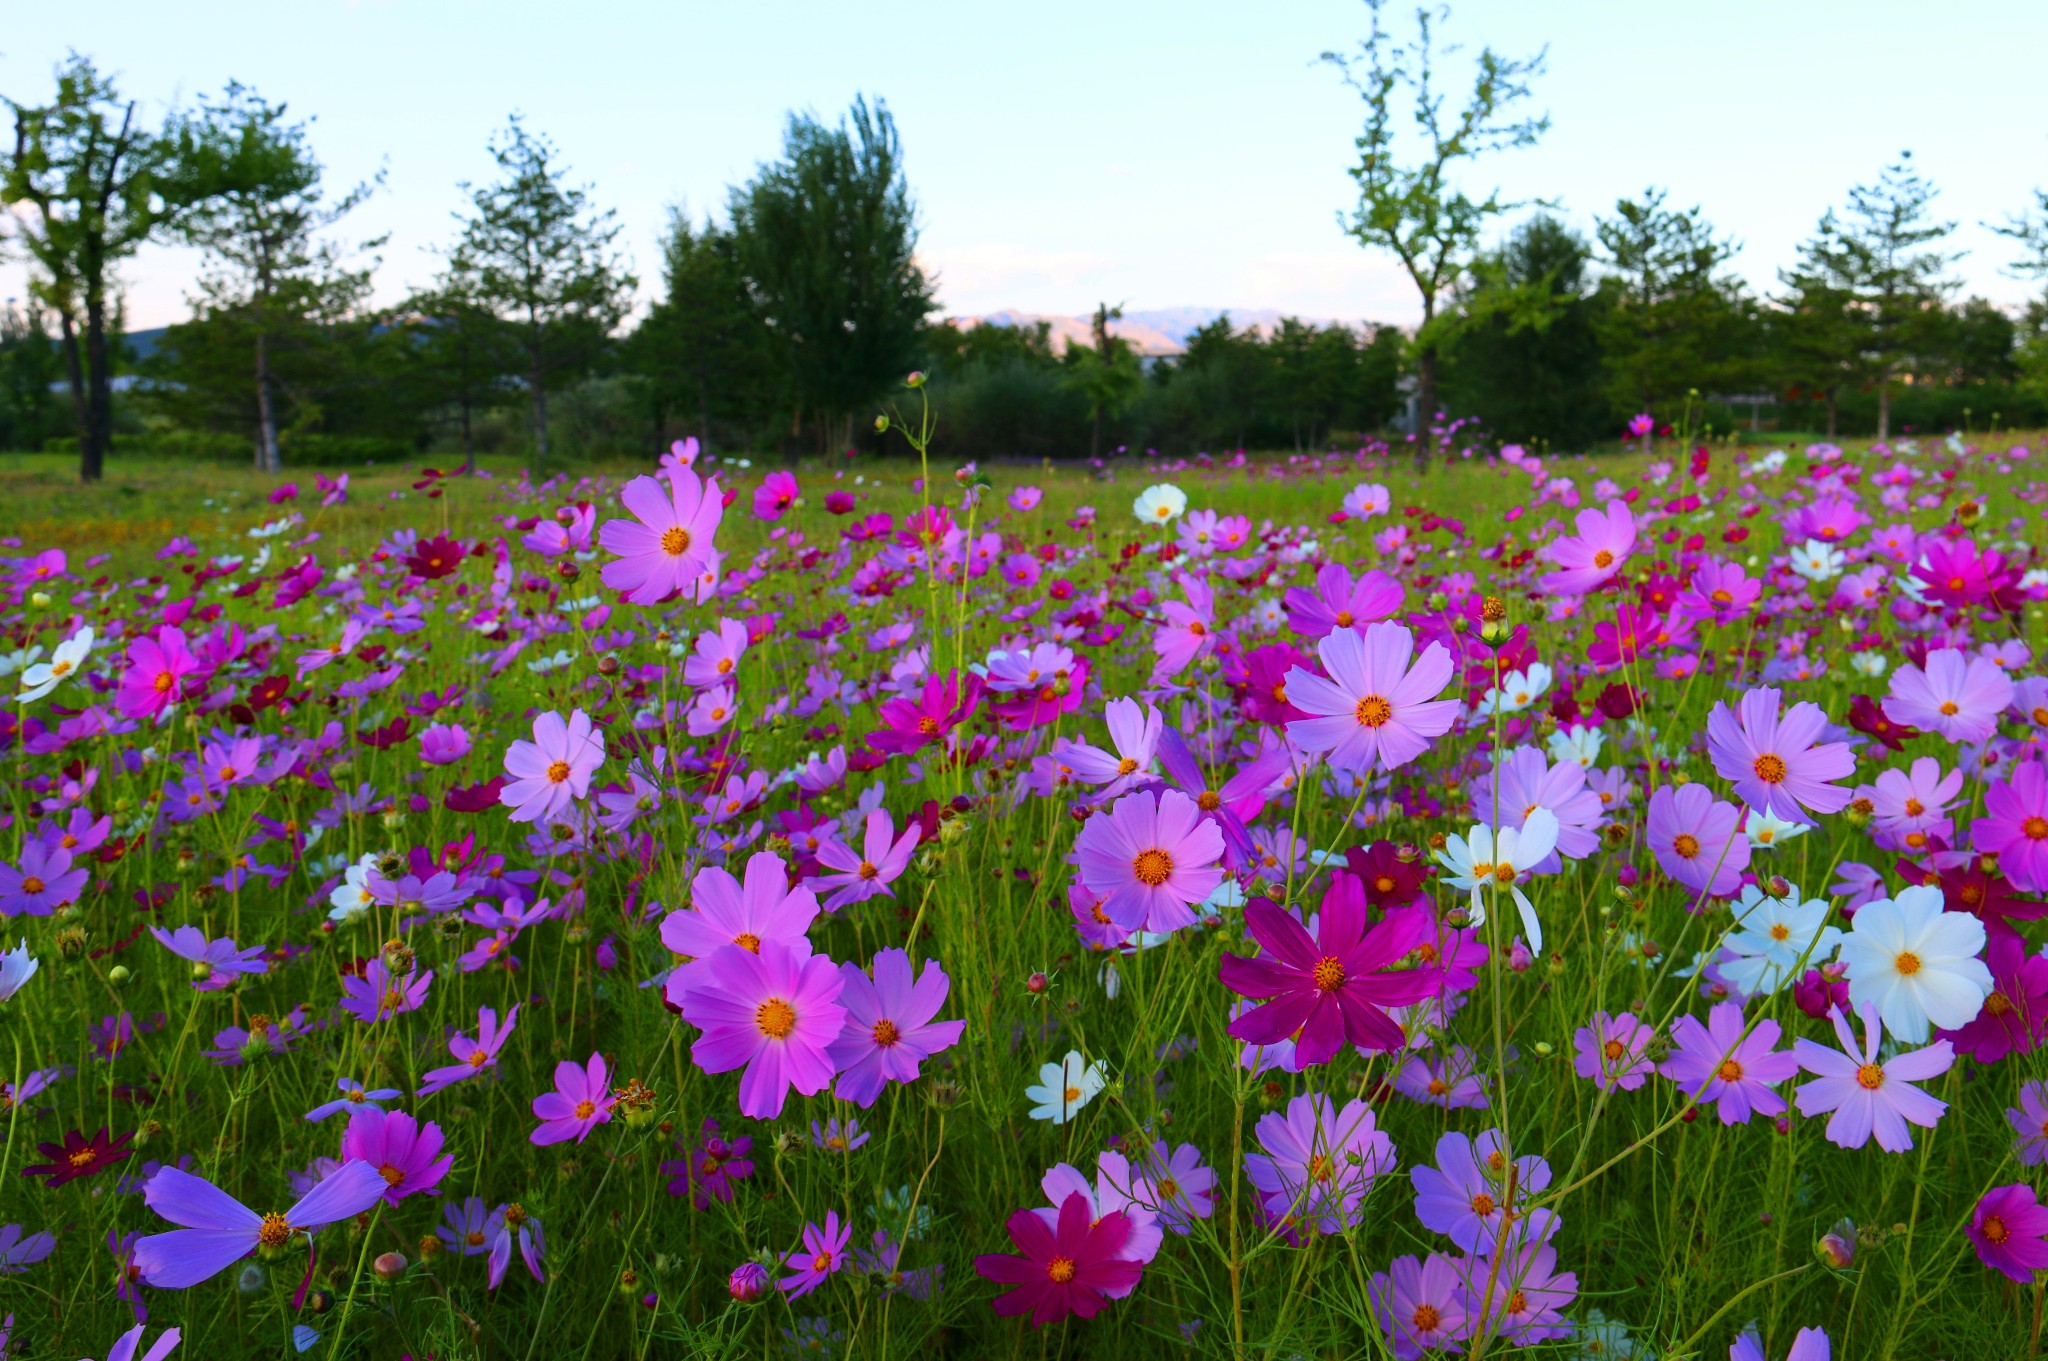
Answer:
23;1126;135;1188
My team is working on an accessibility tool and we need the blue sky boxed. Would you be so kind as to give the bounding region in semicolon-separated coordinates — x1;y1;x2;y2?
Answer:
5;0;2046;329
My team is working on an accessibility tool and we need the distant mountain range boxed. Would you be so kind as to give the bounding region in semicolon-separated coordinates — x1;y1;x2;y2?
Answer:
945;308;1358;357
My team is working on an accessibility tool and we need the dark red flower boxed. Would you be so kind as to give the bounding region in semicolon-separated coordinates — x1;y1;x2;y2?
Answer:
1848;693;1918;752
404;535;467;580
1343;842;1428;907
22;1127;134;1187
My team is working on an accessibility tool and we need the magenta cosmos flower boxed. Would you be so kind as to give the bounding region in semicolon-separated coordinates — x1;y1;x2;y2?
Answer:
1793;1004;1952;1152
974;1192;1144;1328
753;470;800;521
1538;499;1635;595
1072;788;1225;934
530;1052;616;1145
116;626;198;720
1938;932;2048;1063
1705;687;1854;824
1970;1183;2048;1282
1283;622;1456;775
340;958;433;1024
419;1003;520;1097
339;1108;452;1204
1658;1001;1799;1124
867;669;982;755
1282;562;1403;637
678;939;846;1120
1975;760;2048;892
826;948;965;1107
810;809;920;911
1645;783;1751;897
598;469;723;605
777;1210;850;1299
499;709;605;824
1573;1011;1656;1091
132;1162;387;1288
1219;878;1438;1065
661;853;821;1002
1408;1129;1556;1254
1882;647;2014;746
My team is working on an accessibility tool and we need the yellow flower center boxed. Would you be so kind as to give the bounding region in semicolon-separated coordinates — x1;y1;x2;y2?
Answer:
1753;753;1787;784
756;998;797;1039
1132;848;1174;886
1354;695;1393;727
660;526;691;556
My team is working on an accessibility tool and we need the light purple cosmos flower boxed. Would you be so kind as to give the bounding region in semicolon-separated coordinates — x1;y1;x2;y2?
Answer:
1409;1129;1557;1254
417;723;472;765
339;958;433;1024
304;1077;402;1123
484;1203;544;1288
0;1223;54;1273
2009;1079;2048;1166
530;1052;616;1145
1123;1139;1216;1235
1283;622;1457;775
498;709;605;824
1071;788;1226;934
86;1324;183;1361
825;947;965;1107
340;1108;452;1204
1062;696;1164;800
419;1004;521;1097
1705;687;1855;824
1793;1004;1953;1152
131;1161;387;1288
1456;1242;1578;1346
148;926;268;992
1039;1152;1164;1279
1537;498;1635;595
1883;647;2014;745
1244;1092;1394;1236
809;809;920;911
1731;1326;1831;1361
779;1211;852;1299
0;841;88;917
1370;1252;1468;1357
1646;783;1752;897
1283;562;1403;637
1572;1011;1656;1092
660;853;819;1005
436;1195;492;1256
1658;1001;1800;1124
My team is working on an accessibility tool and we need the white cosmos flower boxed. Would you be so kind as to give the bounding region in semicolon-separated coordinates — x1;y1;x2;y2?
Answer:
1788;539;1845;582
0;646;43;679
0;939;38;1004
1545;725;1604;769
1744;808;1810;850
327;853;382;923
1025;1050;1108;1124
1478;663;1553;716
1432;808;1560;952
1720;882;1840;997
17;627;94;704
1851;652;1889;678
1132;484;1188;526
1838;885;1992;1043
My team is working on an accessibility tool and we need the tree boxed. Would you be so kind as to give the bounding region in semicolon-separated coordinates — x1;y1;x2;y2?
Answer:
391;265;521;470
1;56;179;481
1780;153;1960;441
1325;0;1548;447
166;82;381;472
0;296;63;451
451;115;634;471
620;208;773;456
1992;186;2048;397
1062;303;1144;460
729;96;934;454
1594;188;1760;416
1437;214;1607;448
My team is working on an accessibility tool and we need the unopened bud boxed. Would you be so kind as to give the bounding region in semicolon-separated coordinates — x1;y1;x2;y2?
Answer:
108;964;133;989
874;415;891;434
557;561;580;582
1025;971;1050;995
906;371;926;389
729;1262;769;1301
373;1252;407;1281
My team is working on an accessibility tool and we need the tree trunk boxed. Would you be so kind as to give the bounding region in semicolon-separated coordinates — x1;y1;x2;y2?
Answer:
254;330;281;473
1091;405;1103;463
1414;347;1439;473
1825;391;1838;440
1876;381;1891;443
458;389;475;474
529;358;548;476
56;312;89;470
82;299;112;483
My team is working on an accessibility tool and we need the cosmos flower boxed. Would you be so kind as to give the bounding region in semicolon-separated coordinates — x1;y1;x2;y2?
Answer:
1408;1129;1556;1254
809;809;921;911
530;1052;617;1145
1792;1004;1952;1152
1284;622;1457;775
1243;1092;1394;1236
304;1077;402;1123
339;1108;452;1203
1572;1011;1656;1092
1432;810;1561;951
1370;1252;1469;1356
499;709;605;824
1132;483;1187;525
1705;687;1855;824
598;469;724;605
974;1192;1143;1327
1645;783;1751;897
419;1004;521;1097
1537;499;1635;595
677;940;846;1120
484;1203;545;1288
132;1162;387;1288
1072;788;1225;934
1025;1051;1107;1125
148;926;268;992
825;948;965;1107
1969;1184;2048;1283
1883;647;2015;745
339;958;433;1025
1837;885;1991;1043
778;1212;851;1299
23;1127;134;1188
1658;1001;1800;1124
1974;760;2048;892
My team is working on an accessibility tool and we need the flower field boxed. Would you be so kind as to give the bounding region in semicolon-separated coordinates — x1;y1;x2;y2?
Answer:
1;426;2047;1361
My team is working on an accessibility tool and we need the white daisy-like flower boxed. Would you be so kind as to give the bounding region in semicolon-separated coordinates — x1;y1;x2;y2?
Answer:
1025;1050;1107;1124
1132;484;1187;526
1432;809;1560;952
1850;652;1889;678
1788;539;1845;582
1719;881;1840;997
1744;808;1809;849
326;853;382;923
1478;662;1553;716
1545;724;1604;769
17;627;94;704
0;939;38;1004
1838;885;1992;1043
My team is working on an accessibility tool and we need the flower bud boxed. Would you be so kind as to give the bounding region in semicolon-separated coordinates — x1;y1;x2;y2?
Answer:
373;1252;408;1282
1817;1220;1856;1269
417;1235;443;1260
1025;971;1050;995
618;1267;641;1295
557;561;580;582
874;415;891;434
906;371;926;389
55;928;87;962
28;592;50;609
108;964;132;989
729;1262;769;1302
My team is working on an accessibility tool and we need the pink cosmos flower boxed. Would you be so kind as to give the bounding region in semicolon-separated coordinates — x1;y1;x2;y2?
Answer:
419;1003;520;1096
974;1192;1143;1327
867;669;982;755
1938;932;2048;1063
530;1052;615;1146
132;1161;387;1288
418;723;472;766
1572;1011;1656;1091
682;618;748;689
1219;878;1438;1064
148;926;267;992
1645;783;1751;897
778;1211;850;1298
1675;558;1760;624
1882;647;2014;745
1408;1129;1556;1254
1283;621;1457;775
1731;1327;1831;1361
1282;562;1403;637
753;470;799;521
1793;1004;1952;1152
1072;788;1225;934
1538;499;1635;595
662;853;820;1003
677;939;846;1120
1974;760;2048;892
1969;1183;2048;1283
1658;1001;1800;1124
1062;697;1163;801
1857;756;1960;853
1151;575;1217;678
809;809;920;911
340;1108;452;1204
1370;1252;1469;1356
116;627;199;720
826;948;965;1107
484;1203;544;1288
1705;687;1855;824
499;710;605;824
598;469;724;605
